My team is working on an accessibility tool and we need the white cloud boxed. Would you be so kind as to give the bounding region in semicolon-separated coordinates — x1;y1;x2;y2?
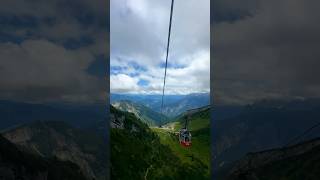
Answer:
0;0;108;103
213;0;320;105
110;50;210;94
110;0;210;94
110;74;140;93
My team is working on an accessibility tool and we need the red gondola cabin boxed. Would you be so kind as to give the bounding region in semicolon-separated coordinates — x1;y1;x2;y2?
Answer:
179;128;192;147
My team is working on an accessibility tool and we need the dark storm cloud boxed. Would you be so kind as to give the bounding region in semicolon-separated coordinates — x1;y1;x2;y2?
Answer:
212;0;258;23
213;0;320;105
0;0;108;103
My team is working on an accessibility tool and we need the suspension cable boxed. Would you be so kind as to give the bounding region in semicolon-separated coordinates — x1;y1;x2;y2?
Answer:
160;0;174;126
284;120;320;147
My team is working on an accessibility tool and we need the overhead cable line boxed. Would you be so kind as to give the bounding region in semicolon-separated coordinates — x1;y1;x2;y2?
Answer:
160;0;174;126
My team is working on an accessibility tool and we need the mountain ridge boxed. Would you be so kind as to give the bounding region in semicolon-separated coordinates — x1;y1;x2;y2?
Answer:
213;99;320;179
111;100;168;126
227;137;320;180
0;133;87;180
110;93;210;117
2;120;107;180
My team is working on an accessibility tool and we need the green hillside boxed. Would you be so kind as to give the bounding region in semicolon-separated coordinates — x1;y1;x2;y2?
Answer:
153;106;210;176
110;105;209;180
174;107;210;131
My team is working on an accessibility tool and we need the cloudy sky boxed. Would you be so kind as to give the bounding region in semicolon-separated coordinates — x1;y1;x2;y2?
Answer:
0;0;107;103
110;0;210;95
213;0;320;105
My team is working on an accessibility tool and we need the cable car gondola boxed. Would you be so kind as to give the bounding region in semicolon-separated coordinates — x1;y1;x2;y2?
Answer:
179;128;192;147
179;115;192;147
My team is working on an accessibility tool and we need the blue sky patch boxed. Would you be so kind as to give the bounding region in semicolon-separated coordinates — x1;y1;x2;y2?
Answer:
110;66;127;75
138;79;149;86
159;62;186;69
128;61;147;72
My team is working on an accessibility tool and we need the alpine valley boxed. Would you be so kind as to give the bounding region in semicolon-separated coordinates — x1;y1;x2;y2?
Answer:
110;93;211;179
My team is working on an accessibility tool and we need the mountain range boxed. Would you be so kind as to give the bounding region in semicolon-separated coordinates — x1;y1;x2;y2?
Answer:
2;121;107;180
110;93;210;117
0;133;87;180
213;98;320;179
0;99;108;179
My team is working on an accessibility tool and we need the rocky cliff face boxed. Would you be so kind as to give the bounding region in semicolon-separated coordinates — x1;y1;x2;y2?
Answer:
110;105;146;133
2;121;107;180
0;134;86;180
110;113;125;129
